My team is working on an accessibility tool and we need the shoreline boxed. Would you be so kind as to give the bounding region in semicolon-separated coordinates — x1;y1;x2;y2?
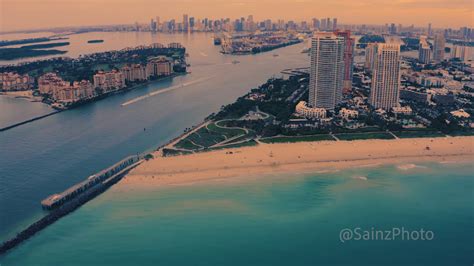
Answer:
0;72;187;132
117;136;474;189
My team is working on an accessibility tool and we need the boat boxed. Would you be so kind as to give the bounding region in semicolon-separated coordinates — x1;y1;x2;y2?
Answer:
232;60;240;64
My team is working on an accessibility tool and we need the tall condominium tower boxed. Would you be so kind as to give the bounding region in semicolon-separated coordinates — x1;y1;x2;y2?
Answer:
335;30;355;94
369;43;401;110
364;43;377;72
433;33;445;63
308;32;345;110
418;36;432;64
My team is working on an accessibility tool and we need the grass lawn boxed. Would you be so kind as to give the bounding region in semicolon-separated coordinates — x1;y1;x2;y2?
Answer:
394;131;446;138
260;134;335;143
208;121;246;138
335;132;395;141
208;140;258;151
174;121;251;151
449;130;474;136
174;139;202;150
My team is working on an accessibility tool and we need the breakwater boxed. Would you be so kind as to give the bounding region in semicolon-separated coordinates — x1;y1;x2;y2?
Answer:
0;110;61;132
0;155;142;254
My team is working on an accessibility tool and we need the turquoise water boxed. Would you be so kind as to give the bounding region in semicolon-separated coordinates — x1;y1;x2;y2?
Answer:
2;161;473;265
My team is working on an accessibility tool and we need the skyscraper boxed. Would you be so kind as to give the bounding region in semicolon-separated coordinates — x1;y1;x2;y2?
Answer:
433;33;445;63
312;18;320;30
332;18;338;30
183;14;189;32
308;32;345;110
369;43;401;110
364;43;377;72
335;30;355;94
418;36;432;64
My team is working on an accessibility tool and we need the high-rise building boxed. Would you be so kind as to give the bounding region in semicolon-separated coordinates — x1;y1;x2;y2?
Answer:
389;23;397;34
183;14;189;32
418;36;432;64
433;33;445;62
320;19;327;31
150;19;156;32
364;43;377;72
369;43;401;110
427;23;432;37
312;18;320;30
335;30;355;94
308;32;345;110
332;18;338;30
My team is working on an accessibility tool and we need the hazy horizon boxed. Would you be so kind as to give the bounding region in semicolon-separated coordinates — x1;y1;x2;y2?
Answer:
0;0;472;33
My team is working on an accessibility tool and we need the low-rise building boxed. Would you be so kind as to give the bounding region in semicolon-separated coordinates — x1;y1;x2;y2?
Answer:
93;70;126;91
38;73;94;103
295;101;326;119
168;42;183;49
450;109;470;119
392;106;413;115
147;56;173;77
0;72;34;91
400;87;430;103
38;73;70;96
121;64;148;82
339;108;359;119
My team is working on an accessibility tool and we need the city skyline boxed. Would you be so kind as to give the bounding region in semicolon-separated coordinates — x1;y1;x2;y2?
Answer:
1;0;473;32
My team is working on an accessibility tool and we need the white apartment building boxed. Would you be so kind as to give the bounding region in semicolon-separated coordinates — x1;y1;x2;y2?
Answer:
308;32;345;110
369;43;401;110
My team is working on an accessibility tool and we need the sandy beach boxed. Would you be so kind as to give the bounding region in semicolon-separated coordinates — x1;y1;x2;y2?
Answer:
118;136;474;188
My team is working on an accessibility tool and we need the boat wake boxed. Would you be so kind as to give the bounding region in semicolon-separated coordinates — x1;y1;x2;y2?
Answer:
121;76;215;106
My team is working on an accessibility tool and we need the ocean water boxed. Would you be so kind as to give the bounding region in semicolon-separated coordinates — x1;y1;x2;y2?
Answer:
1;161;472;265
0;32;310;241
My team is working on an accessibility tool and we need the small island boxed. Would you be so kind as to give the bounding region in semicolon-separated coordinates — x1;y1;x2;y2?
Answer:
88;39;104;44
0;42;188;110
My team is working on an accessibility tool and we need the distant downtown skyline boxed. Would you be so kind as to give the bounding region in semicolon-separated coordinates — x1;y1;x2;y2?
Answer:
1;0;473;32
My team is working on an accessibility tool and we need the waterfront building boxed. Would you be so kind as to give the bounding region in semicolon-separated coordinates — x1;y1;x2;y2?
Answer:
433;33;445;63
364;43;377;72
0;72;34;91
418;36;432;64
38;73;94;103
168;42;183;49
295;101;327;119
335;30;355;94
38;73;70;95
308;32;345;110
369;43;401;110
146;56;173;77
93;70;126;92
121;64;148;82
55;80;94;103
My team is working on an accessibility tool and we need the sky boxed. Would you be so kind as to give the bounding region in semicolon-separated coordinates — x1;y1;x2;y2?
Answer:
0;0;472;32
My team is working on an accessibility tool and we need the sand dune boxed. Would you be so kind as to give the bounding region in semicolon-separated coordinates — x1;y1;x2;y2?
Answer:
118;137;474;188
